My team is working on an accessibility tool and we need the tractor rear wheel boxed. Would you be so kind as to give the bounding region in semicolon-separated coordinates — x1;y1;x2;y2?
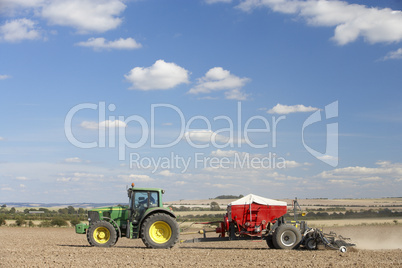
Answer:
272;224;301;250
87;221;117;247
140;213;179;249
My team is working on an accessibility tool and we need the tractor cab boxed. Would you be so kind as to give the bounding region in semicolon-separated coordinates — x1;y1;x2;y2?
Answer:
128;186;161;224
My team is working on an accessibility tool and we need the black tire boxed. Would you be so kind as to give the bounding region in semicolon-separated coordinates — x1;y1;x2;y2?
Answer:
140;213;179;249
87;221;117;247
305;237;317;250
266;234;276;249
272;224;302;250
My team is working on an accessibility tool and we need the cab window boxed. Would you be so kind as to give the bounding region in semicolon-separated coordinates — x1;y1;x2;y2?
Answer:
149;192;158;208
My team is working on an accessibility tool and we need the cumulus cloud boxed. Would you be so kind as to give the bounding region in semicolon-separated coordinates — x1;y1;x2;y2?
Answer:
76;37;142;51
189;67;250;100
381;48;402;61
184;130;230;144
237;0;402;45
64;157;82;163
56;172;104;182
284;160;302;168
317;161;402;180
80;120;127;130
318;155;339;162
40;0;126;33
225;88;249;101
1;187;13;191
125;60;190;90
1;0;126;35
211;149;241;157
159;170;174;177
118;174;154;182
0;75;11;80
267;103;319;114
0;19;41;42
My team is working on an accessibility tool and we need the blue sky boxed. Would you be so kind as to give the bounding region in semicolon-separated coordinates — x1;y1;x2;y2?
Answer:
1;0;402;204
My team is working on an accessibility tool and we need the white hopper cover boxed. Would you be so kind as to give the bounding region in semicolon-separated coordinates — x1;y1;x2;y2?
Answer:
229;194;287;206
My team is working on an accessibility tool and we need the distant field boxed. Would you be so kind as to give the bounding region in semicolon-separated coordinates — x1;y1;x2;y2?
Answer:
165;197;402;212
307;217;402;227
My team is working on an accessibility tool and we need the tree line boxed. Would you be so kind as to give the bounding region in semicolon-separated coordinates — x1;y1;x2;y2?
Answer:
0;205;88;227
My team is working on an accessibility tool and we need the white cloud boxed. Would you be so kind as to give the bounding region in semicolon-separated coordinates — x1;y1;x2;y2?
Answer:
328;179;356;185
1;187;13;191
225;88;249;101
19;184;26;188
64;157;82;163
57;177;79;182
0;137;4;141
211;149;241;157
40;0;126;33
284;160;302;168
184;130;233;144
15;176;28;180
267;103;319;114
125;60;190;90
318;155;338;162
359;176;382;182
0;75;11;80
118;174;154;182
56;172;104;182
76;37;142;51
317;161;402;179
237;0;402;45
381;48;402;61
80;120;127;130
189;67;250;100
159;170;174;177
0;19;41;42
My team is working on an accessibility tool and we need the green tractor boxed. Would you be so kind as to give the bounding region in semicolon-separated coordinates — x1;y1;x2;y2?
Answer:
75;183;179;249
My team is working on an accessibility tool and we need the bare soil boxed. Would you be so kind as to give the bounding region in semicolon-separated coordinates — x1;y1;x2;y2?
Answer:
0;226;401;267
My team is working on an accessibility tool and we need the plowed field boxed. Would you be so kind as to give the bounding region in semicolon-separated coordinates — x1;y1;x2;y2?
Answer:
1;226;401;267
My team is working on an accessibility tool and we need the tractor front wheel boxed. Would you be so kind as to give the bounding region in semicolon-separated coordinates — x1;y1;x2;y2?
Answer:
272;224;301;250
141;213;179;249
87;221;117;247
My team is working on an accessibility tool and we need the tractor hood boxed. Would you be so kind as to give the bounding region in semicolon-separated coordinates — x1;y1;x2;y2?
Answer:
89;205;128;212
